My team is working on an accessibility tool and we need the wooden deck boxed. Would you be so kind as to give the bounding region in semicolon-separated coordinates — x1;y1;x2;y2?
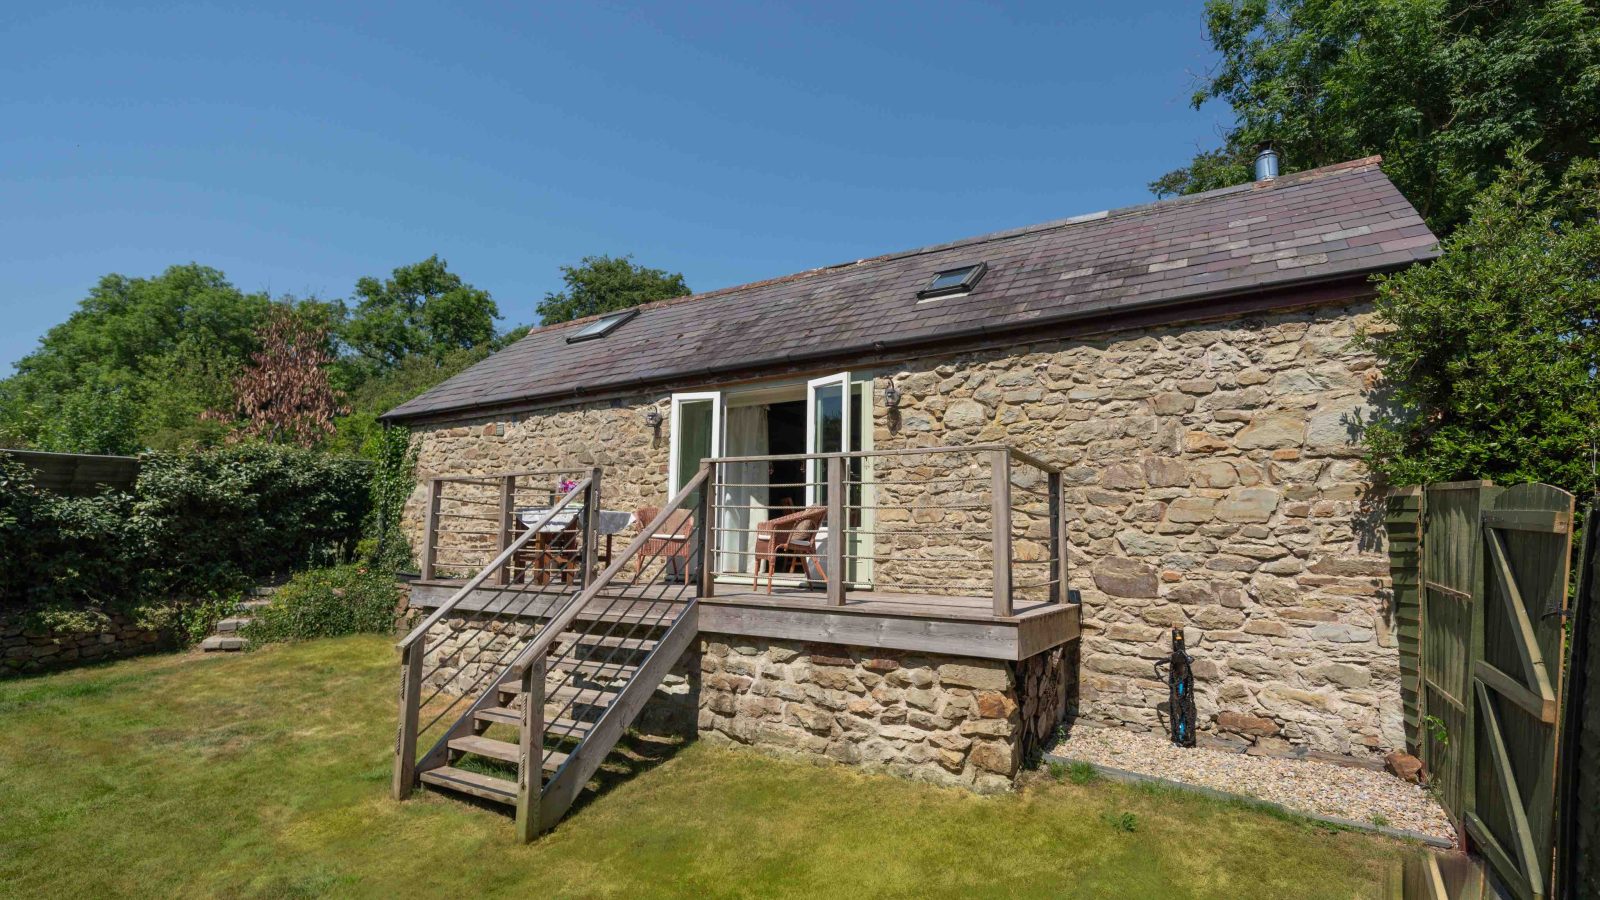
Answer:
408;579;1078;661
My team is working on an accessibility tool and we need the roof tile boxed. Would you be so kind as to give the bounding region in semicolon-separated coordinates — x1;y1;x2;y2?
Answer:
385;157;1436;421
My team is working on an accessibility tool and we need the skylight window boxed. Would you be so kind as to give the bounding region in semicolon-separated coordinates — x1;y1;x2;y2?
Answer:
918;262;987;299
565;308;639;343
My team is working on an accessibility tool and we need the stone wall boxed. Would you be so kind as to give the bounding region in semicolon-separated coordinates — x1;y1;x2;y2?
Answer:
1;609;172;677
698;637;1064;793
875;302;1398;758
405;300;1399;758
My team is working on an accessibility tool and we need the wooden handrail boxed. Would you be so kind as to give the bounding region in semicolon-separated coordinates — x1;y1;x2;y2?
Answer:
1005;445;1057;474
397;477;591;651
507;466;710;679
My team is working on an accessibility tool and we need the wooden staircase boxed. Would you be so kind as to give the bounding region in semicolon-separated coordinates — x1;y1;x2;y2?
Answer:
393;466;709;838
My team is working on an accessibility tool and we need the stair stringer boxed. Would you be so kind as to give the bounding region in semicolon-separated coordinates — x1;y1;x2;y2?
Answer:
536;603;699;832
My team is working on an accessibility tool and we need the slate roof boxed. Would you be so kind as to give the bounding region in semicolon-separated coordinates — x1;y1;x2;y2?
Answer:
384;157;1436;422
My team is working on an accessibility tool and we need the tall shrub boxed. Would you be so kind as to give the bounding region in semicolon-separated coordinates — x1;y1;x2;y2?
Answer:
1359;152;1600;498
132;444;373;598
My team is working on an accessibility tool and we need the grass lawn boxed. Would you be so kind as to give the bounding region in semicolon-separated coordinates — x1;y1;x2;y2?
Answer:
0;636;1412;899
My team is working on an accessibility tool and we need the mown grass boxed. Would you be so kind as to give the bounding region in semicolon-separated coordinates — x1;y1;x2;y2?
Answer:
0;636;1410;898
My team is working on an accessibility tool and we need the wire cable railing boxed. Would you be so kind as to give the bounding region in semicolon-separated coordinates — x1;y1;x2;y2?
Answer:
704;444;1069;614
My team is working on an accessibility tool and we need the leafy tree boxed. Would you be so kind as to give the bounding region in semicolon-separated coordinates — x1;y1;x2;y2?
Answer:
214;306;348;447
1156;0;1600;233
1359;151;1600;497
342;256;500;370
536;254;690;325
0;264;272;453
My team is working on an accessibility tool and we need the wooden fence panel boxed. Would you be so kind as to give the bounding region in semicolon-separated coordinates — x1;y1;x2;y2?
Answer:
2;448;140;495
1402;481;1573;900
1555;503;1597;900
1386;489;1424;751
1419;481;1497;818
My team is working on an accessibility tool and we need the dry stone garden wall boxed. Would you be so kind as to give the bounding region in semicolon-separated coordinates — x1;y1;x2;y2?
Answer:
1;609;171;676
406;299;1398;760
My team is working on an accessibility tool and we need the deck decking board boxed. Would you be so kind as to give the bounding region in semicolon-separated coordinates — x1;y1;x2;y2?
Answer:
409;579;1079;660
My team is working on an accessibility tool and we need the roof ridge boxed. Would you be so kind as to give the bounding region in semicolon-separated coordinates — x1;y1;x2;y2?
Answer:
529;155;1387;335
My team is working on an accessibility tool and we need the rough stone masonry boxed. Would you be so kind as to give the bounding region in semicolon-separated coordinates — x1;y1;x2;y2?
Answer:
406;300;1399;763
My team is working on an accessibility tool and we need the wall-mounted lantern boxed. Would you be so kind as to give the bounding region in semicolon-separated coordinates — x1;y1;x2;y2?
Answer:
883;382;902;411
643;407;664;430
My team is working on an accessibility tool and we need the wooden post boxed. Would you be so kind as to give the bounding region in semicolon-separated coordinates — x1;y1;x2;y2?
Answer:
697;460;716;598
497;475;516;586
827;456;845;606
1048;470;1066;605
991;449;1013;617
514;653;546;842
1385;486;1424;754
579;467;602;589
419;478;442;581
392;639;424;800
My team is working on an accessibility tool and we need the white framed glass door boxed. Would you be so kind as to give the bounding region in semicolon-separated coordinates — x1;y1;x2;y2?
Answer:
668;391;721;494
805;372;851;506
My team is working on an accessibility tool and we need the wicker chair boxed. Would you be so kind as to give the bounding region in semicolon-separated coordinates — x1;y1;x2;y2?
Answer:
754;506;827;594
634;506;695;577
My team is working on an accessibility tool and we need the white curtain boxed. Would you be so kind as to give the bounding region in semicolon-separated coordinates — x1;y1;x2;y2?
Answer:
719;405;768;578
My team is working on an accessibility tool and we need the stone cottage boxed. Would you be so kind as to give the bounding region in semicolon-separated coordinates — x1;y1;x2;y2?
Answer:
384;156;1439;800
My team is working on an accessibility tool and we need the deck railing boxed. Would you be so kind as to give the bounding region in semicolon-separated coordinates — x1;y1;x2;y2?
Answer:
419;467;593;583
705;444;1068;615
393;473;600;801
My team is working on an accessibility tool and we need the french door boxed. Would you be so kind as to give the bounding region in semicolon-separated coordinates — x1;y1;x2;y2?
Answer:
805;372;851;506
805;372;871;586
668;392;720;494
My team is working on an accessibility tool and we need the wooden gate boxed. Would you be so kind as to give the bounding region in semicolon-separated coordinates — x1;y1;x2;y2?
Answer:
1412;481;1574;900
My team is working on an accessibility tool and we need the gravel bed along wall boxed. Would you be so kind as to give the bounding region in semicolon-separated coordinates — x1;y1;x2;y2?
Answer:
1052;723;1454;842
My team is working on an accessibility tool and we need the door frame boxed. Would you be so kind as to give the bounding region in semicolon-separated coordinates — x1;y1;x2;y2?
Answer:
667;391;721;495
804;371;852;506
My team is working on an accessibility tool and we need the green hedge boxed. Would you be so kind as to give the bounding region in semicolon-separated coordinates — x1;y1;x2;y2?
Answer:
243;564;402;645
1;445;373;632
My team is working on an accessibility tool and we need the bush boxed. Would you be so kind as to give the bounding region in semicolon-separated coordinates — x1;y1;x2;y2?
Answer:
0;454;143;612
132;444;373;598
243;565;400;645
2;445;375;645
1360;151;1600;499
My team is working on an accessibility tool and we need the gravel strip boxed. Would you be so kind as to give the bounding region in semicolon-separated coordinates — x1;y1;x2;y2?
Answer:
1052;725;1455;842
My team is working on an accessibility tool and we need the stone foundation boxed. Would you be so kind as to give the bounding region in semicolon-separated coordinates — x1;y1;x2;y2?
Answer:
1;609;172;677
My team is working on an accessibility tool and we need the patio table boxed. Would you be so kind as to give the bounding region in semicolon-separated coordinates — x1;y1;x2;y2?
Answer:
516;507;632;570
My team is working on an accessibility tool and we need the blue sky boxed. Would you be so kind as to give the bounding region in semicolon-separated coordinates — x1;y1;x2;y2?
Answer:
0;2;1230;372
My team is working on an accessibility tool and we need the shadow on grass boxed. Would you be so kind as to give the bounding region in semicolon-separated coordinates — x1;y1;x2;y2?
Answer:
429;730;692;823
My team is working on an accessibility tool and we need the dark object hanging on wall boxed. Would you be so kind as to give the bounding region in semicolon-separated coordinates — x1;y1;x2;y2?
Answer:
1160;628;1196;748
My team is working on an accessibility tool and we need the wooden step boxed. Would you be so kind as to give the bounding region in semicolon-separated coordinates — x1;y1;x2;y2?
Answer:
558;659;639;680
549;684;620;708
494;679;622;705
475;706;521;726
449;734;519;763
566;634;659;652
472;709;599;741
445;735;577;771
419;766;516;805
